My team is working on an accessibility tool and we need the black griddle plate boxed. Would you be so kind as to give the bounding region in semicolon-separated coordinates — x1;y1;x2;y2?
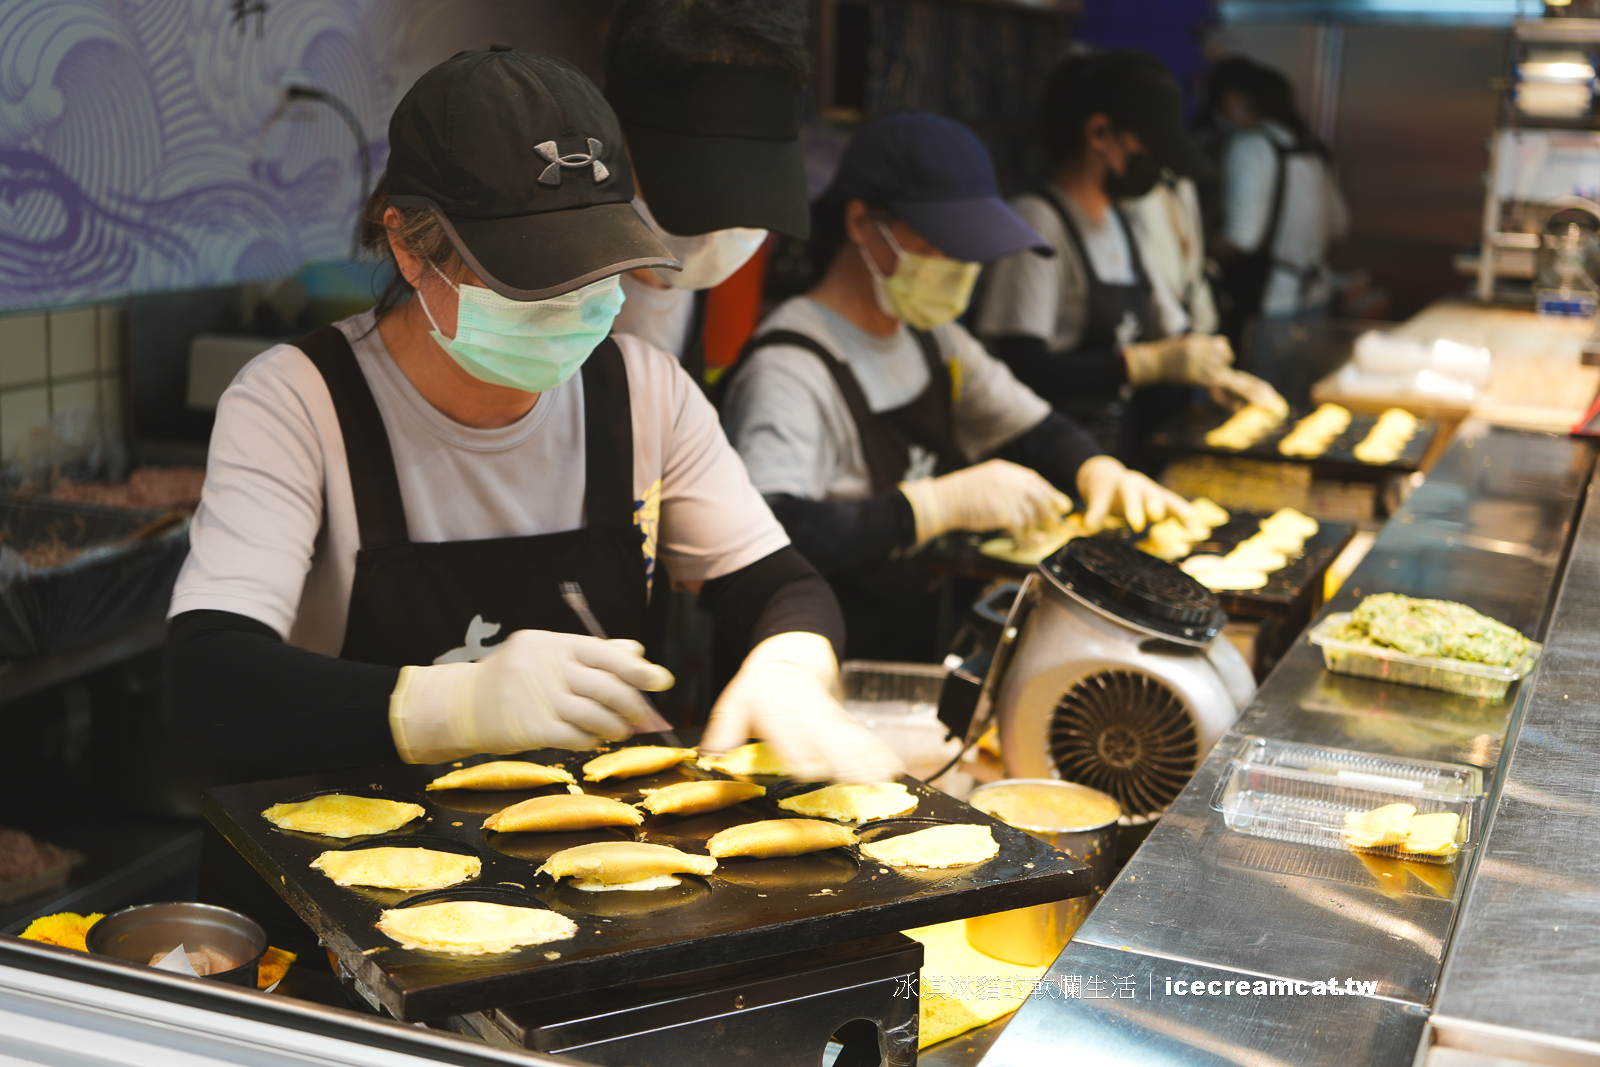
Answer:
944;515;1353;619
1150;405;1437;478
205;755;1092;1021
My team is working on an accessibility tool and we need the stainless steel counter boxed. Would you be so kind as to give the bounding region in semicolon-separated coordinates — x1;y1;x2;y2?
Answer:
974;425;1594;1067
1428;434;1600;1064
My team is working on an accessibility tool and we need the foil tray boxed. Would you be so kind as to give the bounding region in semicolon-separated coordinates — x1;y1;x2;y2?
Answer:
204;750;1093;1021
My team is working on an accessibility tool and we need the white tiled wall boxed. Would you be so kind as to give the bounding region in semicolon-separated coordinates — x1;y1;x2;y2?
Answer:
0;304;124;471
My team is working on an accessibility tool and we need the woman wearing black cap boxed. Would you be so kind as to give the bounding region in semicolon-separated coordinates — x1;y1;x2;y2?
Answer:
721;111;1193;662
976;51;1285;464
163;48;899;785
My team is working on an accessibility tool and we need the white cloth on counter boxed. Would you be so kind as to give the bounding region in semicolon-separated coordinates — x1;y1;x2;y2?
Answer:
975;185;1188;350
721;296;1049;502
170;311;788;656
614;272;696;360
1221;121;1349;317
1122;176;1217;336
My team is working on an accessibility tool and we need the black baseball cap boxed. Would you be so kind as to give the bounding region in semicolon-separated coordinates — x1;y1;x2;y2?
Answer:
824;112;1048;263
1047;51;1213;182
386;46;677;300
607;63;810;240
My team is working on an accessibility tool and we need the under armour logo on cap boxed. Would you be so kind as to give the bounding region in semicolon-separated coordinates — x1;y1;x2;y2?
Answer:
535;138;610;186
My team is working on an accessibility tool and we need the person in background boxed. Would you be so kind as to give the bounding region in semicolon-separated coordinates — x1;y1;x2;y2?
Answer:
721;112;1192;663
1202;56;1349;401
1123;170;1218;338
165;49;899;787
604;0;811;377
976;51;1284;469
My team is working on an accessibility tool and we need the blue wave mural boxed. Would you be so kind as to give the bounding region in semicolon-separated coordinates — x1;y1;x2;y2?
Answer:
0;0;393;311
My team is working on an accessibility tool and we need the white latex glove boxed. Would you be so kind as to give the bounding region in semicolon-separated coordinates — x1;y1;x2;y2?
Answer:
1076;454;1195;534
1123;333;1235;387
1211;367;1289;417
898;459;1072;544
388;631;675;763
701;632;904;784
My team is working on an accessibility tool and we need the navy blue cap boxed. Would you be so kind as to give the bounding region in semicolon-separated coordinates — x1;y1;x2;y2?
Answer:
823;112;1048;263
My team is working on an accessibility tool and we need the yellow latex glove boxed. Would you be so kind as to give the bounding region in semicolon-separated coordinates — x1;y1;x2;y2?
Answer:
1076;455;1194;534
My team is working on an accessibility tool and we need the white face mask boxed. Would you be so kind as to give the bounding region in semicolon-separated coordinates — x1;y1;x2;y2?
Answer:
632;196;767;290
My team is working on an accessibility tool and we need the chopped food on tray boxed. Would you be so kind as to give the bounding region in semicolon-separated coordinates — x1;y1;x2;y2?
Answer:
706;818;857;859
1353;408;1418;465
639;780;766;816
1277;403;1351;457
426;761;575;791
581;746;696;781
311;846;481;890
376;900;578;954
48;466;206;511
859;824;999;869
482;793;643;833
1204;403;1283;450
1332;593;1531;666
778;782;918;823
698;742;787;777
0;827;79;905
537;841;717;890
261;796;425;838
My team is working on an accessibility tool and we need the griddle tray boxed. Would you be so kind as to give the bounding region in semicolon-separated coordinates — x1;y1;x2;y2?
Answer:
1150;406;1437;477
204;752;1092;1021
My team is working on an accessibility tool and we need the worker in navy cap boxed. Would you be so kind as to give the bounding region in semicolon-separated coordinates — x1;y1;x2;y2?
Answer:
721;111;1194;662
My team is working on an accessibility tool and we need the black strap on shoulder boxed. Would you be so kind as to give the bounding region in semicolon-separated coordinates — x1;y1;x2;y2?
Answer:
580;337;635;529
296;325;410;550
1258;139;1291;265
735;328;910;494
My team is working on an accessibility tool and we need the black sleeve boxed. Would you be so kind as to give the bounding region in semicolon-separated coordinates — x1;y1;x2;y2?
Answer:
993;412;1104;494
166;610;402;771
760;491;916;577
698;546;847;659
989;334;1129;406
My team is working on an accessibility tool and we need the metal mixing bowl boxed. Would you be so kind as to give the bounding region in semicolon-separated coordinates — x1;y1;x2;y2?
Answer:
87;902;266;987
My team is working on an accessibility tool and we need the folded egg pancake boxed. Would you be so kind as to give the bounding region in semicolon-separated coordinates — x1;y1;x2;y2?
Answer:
582;746;697;782
376;900;577;954
1342;803;1416;849
698;742;787;777
779;782;918;823
1223;543;1287;572
1401;812;1460;857
311;847;481;890
1189;497;1230;528
639;780;766;816
1204;403;1283;450
1260;507;1319;539
1240;527;1305;554
538;840;717;889
1189;566;1268;591
262;796;424;838
860;824;999;869
707;818;857;858
483;793;643;833
427;761;575;791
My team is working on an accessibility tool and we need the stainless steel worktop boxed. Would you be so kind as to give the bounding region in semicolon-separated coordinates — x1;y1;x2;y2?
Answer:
1428;434;1600;1064
975;425;1594;1067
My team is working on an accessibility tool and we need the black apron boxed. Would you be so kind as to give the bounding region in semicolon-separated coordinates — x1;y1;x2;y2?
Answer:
1038;188;1181;473
296;326;648;668
730;326;962;663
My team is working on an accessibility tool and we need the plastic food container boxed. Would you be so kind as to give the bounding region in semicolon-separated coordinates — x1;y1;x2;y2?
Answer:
1210;758;1482;865
1307;611;1541;701
1231;737;1484;798
839;661;958;781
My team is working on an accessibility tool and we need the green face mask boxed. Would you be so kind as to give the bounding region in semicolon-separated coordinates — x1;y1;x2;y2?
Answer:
858;221;981;331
